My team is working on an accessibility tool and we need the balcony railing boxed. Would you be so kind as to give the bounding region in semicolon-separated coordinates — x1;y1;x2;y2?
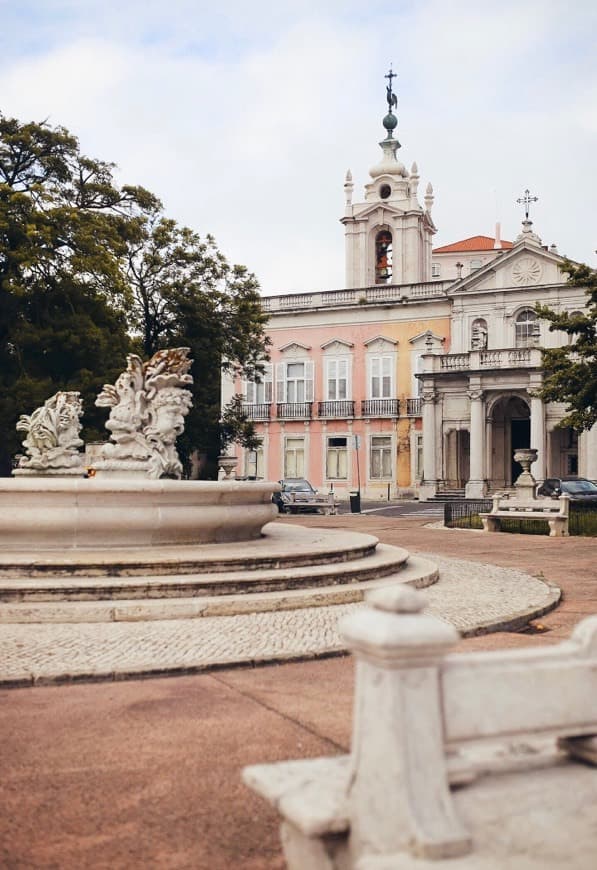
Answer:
260;280;453;312
436;347;541;373
317;400;355;419
241;403;271;421
276;402;313;419
406;398;422;417
361;399;400;417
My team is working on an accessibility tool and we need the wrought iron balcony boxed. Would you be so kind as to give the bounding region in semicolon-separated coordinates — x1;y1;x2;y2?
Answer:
406;398;422;417
361;399;400;418
241;403;271;421
317;400;355;419
276;402;313;420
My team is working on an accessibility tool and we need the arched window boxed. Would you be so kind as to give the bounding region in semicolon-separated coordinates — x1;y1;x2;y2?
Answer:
375;230;393;284
515;309;539;348
471;318;488;350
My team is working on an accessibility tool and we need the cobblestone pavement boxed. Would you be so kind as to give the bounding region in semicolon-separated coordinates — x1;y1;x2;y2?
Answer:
0;554;558;685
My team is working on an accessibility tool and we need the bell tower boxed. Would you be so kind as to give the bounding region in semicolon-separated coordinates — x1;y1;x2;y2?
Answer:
341;68;437;288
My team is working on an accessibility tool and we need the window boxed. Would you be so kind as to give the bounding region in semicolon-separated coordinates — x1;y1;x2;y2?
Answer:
515;309;539;348
326;359;349;400
370;435;392;479
375;230;393;284
276;360;314;403
284;437;305;477
470;258;482;272
431;263;441;278
245;364;273;403
369;356;393;398
326;437;348;479
245;447;264;479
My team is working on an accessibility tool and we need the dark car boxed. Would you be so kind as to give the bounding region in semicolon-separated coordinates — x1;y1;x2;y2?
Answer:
272;478;320;513
537;477;597;501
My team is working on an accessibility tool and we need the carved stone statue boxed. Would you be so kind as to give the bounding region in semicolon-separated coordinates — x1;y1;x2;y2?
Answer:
95;348;193;479
15;391;84;475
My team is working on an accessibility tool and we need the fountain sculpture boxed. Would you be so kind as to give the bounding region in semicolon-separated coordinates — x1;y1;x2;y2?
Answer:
0;350;438;626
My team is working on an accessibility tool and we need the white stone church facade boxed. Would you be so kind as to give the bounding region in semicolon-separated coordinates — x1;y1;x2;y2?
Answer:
228;83;596;500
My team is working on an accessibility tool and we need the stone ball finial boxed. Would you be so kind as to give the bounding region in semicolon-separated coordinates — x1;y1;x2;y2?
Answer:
383;112;398;133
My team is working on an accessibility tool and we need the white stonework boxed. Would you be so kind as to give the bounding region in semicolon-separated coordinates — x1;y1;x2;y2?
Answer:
94;348;193;479
14;391;85;477
244;587;597;869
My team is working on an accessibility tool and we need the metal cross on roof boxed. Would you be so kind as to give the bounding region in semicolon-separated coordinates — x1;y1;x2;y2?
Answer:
516;188;539;220
385;66;397;111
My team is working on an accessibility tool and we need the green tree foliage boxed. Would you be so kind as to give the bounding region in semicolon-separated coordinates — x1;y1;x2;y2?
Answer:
0;114;269;478
0;114;159;472
125;216;270;475
536;259;597;431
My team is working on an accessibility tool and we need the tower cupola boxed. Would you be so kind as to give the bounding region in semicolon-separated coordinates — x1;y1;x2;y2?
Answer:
341;68;437;288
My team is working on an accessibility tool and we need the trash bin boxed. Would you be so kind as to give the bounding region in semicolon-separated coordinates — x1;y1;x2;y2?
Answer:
349;491;361;513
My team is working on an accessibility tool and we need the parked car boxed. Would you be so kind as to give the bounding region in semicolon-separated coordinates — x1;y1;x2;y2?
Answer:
272;478;321;513
536;477;597;502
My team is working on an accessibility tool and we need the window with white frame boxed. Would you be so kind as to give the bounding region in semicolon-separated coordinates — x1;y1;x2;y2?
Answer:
326;436;348;479
470;258;482;272
276;360;314;403
326;358;349;400
431;263;441;278
370;435;392;479
368;356;393;398
244;364;273;404
284;437;305;477
245;447;264;479
515;309;539;348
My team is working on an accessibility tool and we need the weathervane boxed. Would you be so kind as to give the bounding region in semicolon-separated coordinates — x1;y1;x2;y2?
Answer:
385;66;397;112
516;188;539;220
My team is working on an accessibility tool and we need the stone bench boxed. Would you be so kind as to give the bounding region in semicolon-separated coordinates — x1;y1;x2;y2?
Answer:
243;586;597;869
480;492;569;537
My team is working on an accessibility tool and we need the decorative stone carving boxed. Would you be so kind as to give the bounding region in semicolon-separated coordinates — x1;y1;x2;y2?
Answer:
95;348;193;479
15;391;84;476
511;256;542;286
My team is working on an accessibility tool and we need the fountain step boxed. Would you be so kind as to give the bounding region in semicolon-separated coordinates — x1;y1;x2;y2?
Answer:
0;543;410;603
0;524;378;578
0;555;439;622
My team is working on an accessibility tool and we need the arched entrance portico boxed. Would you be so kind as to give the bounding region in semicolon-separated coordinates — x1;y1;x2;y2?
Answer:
487;394;530;488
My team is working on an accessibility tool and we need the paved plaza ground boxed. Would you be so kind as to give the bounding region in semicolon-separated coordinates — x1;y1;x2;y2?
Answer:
1;513;596;869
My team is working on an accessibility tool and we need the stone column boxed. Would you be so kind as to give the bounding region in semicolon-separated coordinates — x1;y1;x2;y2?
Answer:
339;586;471;863
419;388;438;501
530;395;546;482
582;423;597;480
465;388;486;498
485;414;493;490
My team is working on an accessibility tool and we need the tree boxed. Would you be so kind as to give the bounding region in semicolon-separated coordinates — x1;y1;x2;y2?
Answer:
124;216;270;475
0;114;159;472
536;259;597;431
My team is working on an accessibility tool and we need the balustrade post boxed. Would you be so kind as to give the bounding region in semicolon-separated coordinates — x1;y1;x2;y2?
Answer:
340;586;471;863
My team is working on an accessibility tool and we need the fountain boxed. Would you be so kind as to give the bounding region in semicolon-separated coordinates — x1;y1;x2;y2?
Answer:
0;350;438;626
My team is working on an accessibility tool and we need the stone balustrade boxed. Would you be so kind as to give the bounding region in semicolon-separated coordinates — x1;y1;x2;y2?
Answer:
435;346;541;373
260;280;451;312
244;585;597;869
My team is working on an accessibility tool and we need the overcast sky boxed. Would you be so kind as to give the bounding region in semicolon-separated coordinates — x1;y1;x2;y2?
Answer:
2;0;596;294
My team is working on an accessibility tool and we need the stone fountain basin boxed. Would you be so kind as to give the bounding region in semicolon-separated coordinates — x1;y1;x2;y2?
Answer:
0;478;279;549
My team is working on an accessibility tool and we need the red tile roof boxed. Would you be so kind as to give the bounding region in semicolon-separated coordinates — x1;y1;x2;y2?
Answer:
433;235;513;253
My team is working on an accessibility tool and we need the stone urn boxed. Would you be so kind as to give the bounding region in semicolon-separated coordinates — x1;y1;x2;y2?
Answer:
513;447;538;497
217;454;238;480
